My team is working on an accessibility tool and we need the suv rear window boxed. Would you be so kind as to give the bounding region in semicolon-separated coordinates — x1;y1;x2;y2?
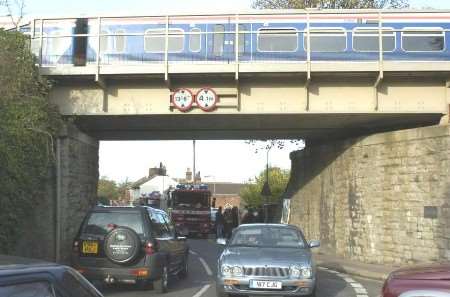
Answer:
82;212;144;235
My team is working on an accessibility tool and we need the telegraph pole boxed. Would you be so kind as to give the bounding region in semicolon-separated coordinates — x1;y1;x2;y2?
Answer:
193;140;196;183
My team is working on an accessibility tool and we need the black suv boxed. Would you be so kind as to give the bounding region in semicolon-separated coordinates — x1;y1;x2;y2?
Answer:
0;255;103;297
71;206;189;293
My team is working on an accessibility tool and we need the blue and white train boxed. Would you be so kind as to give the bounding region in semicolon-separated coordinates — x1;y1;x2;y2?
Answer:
28;10;450;66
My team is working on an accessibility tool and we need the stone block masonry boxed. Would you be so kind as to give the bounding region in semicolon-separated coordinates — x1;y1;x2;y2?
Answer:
287;125;450;265
57;124;99;264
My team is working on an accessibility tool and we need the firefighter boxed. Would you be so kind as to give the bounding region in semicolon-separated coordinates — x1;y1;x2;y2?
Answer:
215;207;224;238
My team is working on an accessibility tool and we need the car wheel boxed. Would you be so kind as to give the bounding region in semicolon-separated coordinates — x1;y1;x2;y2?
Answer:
154;265;168;293
178;255;188;279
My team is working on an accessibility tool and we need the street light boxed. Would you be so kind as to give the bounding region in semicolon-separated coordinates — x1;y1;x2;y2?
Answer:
260;146;272;223
204;175;216;207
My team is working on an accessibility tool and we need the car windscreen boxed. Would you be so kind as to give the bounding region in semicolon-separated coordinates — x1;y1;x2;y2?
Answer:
173;191;210;208
230;226;307;248
82;211;144;236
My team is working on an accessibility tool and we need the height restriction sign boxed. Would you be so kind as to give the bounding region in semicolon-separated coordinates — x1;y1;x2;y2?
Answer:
172;88;194;112
196;88;218;111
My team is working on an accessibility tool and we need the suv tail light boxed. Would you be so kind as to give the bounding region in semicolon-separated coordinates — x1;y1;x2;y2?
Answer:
73;240;80;253
144;242;155;255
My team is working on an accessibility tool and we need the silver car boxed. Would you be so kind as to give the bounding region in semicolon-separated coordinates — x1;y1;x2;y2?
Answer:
216;224;320;297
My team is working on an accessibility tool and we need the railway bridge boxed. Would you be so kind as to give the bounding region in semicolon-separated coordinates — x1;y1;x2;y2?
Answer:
24;10;450;265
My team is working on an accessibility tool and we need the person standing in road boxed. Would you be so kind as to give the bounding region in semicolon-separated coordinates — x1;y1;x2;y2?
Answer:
215;207;224;238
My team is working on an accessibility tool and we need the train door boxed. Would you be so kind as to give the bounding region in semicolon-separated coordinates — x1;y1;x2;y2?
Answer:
207;17;234;62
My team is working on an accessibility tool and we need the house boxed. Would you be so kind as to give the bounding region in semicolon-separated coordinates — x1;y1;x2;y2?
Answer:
128;163;178;203
204;182;245;210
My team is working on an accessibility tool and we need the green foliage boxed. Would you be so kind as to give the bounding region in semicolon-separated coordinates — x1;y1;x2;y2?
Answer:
252;0;409;9
240;167;290;207
0;30;61;253
97;177;119;202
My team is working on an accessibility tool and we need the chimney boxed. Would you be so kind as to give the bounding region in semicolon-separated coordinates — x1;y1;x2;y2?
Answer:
186;167;192;182
194;171;201;183
149;167;159;178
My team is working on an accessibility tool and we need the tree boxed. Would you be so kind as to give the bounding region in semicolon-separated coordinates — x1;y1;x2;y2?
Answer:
240;167;290;207
0;29;61;253
0;0;26;30
97;177;119;203
252;0;409;9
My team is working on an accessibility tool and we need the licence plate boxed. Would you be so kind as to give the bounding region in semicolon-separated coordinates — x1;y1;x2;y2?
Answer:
249;280;282;290
82;241;98;254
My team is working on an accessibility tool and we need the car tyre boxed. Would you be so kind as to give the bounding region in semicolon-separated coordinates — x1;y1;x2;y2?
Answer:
178;255;188;279
154;265;168;293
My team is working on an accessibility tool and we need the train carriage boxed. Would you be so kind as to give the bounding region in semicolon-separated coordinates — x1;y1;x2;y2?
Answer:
27;10;450;67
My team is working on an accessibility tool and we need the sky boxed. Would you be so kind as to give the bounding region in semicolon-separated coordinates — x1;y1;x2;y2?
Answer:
7;0;450;18
9;0;450;184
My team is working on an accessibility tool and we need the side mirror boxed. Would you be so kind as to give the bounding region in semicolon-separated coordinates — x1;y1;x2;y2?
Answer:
216;238;227;245
309;240;320;248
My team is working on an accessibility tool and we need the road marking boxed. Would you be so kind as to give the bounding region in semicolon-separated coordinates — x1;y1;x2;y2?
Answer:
192;284;211;297
198;257;213;276
189;250;198;255
318;267;370;297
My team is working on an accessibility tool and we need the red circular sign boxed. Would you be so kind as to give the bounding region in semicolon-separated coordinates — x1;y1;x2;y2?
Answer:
172;88;194;112
195;88;218;111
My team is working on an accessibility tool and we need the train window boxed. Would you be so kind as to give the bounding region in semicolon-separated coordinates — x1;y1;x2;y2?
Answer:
353;28;395;52
189;28;201;52
213;24;225;56
100;30;110;52
402;28;445;52
114;29;126;53
304;28;346;52
238;24;246;55
144;28;184;53
47;30;62;56
257;28;298;52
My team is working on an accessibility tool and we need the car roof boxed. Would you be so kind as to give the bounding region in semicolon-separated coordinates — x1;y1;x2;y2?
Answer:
0;255;66;276
91;205;165;214
237;223;299;229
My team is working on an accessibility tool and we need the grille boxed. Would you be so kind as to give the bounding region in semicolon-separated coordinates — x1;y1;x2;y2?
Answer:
243;266;290;277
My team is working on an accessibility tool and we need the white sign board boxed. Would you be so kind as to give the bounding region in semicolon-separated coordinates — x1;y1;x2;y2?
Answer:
172;88;194;111
196;88;218;111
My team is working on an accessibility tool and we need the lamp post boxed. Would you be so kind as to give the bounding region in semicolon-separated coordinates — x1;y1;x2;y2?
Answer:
205;174;216;207
260;146;272;223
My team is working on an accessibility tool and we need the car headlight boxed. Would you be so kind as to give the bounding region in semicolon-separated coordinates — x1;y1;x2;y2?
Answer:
221;265;232;277
221;265;243;277
232;266;243;277
290;265;312;279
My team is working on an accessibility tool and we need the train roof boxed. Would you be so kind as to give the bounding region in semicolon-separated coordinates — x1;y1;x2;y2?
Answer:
31;9;450;21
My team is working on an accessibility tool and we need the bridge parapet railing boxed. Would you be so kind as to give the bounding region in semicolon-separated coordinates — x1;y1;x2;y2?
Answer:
28;10;450;75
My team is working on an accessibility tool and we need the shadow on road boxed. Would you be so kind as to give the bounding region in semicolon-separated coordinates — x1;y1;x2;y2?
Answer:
316;269;348;297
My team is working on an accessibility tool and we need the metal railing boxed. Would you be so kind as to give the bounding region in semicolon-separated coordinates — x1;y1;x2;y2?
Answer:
30;10;450;78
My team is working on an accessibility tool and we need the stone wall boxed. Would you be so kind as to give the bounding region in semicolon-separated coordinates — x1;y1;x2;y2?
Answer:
57;124;99;264
13;167;57;261
287;125;450;265
12;124;99;263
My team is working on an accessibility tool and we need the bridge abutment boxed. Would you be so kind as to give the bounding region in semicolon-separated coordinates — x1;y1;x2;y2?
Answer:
287;124;450;265
56;124;99;263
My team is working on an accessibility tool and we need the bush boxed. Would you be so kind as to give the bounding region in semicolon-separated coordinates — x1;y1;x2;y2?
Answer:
0;29;61;253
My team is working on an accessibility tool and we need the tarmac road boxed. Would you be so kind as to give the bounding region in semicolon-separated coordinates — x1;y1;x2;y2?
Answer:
102;238;383;297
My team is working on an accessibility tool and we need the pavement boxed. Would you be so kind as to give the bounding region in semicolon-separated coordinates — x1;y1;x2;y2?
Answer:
315;252;395;282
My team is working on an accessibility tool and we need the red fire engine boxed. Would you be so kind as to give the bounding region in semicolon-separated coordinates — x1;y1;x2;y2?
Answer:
166;184;212;238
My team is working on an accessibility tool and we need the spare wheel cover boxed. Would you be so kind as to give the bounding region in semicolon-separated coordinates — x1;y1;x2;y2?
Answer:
104;227;140;264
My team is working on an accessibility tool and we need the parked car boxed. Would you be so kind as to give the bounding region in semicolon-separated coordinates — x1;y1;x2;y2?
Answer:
0;254;103;297
382;263;450;297
216;223;320;297
71;205;189;293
